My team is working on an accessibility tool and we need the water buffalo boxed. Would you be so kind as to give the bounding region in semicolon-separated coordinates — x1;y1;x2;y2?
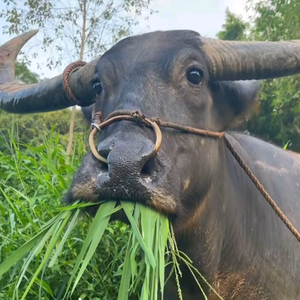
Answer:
1;30;300;299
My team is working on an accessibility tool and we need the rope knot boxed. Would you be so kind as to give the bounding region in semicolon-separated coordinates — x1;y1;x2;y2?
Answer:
131;110;147;124
92;111;102;126
91;111;102;132
150;117;161;125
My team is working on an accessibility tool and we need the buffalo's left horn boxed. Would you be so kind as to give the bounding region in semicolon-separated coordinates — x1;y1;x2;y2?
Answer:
0;30;97;114
201;37;300;81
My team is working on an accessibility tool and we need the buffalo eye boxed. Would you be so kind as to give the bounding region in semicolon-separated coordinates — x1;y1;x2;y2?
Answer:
92;81;103;96
187;68;203;85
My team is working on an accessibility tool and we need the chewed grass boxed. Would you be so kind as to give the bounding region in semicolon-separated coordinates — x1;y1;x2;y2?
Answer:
0;199;223;300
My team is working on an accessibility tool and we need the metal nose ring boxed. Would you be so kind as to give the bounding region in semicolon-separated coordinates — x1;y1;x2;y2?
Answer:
89;112;162;164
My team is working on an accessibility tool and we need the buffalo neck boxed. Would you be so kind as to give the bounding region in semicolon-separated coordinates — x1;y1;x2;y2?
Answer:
171;133;284;299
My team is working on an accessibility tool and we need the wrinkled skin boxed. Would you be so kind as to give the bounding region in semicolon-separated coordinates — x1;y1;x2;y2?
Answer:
65;30;300;299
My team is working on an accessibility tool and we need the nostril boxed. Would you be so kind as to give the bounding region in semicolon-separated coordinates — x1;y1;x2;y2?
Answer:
98;149;110;160
97;140;115;168
98;149;110;171
141;157;155;176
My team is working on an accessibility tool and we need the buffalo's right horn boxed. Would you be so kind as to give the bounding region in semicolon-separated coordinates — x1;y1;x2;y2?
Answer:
0;30;97;114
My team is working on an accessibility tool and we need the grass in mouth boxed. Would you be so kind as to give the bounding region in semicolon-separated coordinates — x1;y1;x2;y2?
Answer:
0;200;223;300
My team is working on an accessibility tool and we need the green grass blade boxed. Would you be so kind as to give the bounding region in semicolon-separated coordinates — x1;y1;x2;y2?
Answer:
158;217;169;298
13;211;71;286
121;202;156;268
151;214;160;300
34;277;54;297
20;212;72;300
140;205;157;300
0;186;29;228
0;233;43;278
0;212;64;279
15;222;59;294
65;201;116;296
71;203;116;294
48;208;80;267
117;232;134;300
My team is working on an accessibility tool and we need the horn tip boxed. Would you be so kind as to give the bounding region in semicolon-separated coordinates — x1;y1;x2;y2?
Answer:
0;29;39;54
0;29;39;83
25;29;39;38
16;29;39;44
0;28;39;50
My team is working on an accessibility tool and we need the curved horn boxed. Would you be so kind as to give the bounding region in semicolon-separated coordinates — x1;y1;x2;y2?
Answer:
201;37;300;81
0;30;97;114
0;30;39;83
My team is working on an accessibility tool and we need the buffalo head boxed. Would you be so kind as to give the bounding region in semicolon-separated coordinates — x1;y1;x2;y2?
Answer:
63;30;300;223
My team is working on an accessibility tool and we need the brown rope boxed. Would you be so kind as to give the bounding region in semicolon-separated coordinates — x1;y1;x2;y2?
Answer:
89;109;300;244
103;110;225;138
150;119;224;138
62;60;87;105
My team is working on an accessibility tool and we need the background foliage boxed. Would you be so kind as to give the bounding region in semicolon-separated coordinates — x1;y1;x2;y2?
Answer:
218;1;300;151
0;0;155;68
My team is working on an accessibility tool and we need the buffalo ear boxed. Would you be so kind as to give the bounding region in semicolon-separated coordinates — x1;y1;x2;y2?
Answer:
210;80;260;128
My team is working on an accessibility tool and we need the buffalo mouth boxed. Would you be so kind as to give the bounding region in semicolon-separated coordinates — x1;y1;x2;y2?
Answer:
64;153;178;219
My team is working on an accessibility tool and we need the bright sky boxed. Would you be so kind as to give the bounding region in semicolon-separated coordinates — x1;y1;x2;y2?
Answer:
136;0;248;36
0;0;248;78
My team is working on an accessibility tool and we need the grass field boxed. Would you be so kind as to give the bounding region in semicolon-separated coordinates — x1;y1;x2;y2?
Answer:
0;124;133;299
